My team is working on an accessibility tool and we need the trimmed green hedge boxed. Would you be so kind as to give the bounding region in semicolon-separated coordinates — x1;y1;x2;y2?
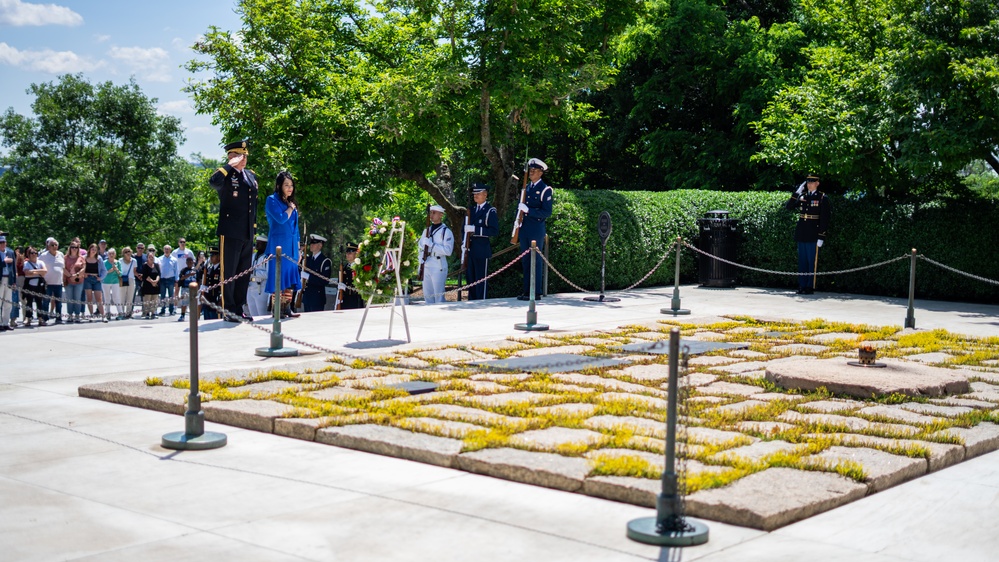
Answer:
479;190;999;302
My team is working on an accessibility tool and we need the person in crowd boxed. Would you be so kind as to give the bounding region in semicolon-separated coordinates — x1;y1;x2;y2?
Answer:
173;238;194;270
83;242;108;322
12;244;25;327
301;234;331;312
264;170;301;319
418;205;454;305
201;247;221;320
97;239;108;260
177;256;198;322
63;241;86;322
72;236;86;258
515;158;553;300
196;250;206;269
102;248;121;319
118;246;137;319
157;244;178;316
0;234;14;331
21;246;46;326
464;183;499;300
132;243;146;311
339;243;365;310
246;235;270;317
209;139;259;322
38;238;65;324
785;174;831;295
139;248;161;319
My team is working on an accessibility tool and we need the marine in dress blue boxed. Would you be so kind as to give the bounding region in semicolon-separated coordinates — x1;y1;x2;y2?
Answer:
464;183;499;300
517;158;553;298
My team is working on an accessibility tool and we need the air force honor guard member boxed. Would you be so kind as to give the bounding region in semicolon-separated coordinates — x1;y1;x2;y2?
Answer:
418;204;454;304
464;183;499;299
785;174;831;295
516;158;553;300
208;140;259;321
301;234;332;312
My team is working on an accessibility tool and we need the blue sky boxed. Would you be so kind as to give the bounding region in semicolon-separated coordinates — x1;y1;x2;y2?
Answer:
0;0;243;159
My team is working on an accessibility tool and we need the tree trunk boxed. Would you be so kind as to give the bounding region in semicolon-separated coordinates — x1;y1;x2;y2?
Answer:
985;152;999;177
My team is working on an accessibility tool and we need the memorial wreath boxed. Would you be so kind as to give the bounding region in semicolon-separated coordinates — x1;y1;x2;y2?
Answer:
352;216;420;302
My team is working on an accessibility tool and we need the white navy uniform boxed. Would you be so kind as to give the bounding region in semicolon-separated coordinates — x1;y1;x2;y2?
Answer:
418;223;453;304
245;250;271;317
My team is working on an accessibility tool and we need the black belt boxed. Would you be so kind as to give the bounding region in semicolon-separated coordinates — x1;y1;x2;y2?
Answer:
799;214;820;220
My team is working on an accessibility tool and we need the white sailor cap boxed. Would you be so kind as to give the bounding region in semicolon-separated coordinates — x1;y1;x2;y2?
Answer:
308;234;327;244
428;204;446;213
255;235;268;242
527;158;548;171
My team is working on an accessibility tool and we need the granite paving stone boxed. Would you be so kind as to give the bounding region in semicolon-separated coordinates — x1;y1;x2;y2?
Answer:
416;348;489;363
735;421;796;435
238;380;306;398
729;349;768;359
771;344;828;354
342;374;414;389
689;331;727;341
795;399;864;413
394;417;484;438
203;399;293;433
583;415;665;438
469;373;533;383
815;433;965;472
700;381;766;396
715;399;770;415
906;352;955;364
531;403;598;416
856;405;946;425
929;422;999;459
597;392;668;410
552;373;664;395
306;387;373;401
713;360;770;374
687;396;727;404
687;356;741;367
444;380;509;393
273;417;328;441
713;440;801;462
750;392;804;402
514;345;594;357
581;475;662;507
417;404;520;425
808;332;861;343
509;427;607;449
78;381;186;415
811;446;926;492
456;448;591;492
779;411;873;432
608;364;672;382
766;357;971;398
931;396;998;409
464;391;554;407
687;426;758;446
686;467;868;530
317;424;464;467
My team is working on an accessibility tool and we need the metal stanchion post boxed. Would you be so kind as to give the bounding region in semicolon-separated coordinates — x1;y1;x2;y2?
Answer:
662;237;691;315
515;241;549;331
543;234;549;297
905;248;916;329
256;247;298;357
627;328;708;545
162;283;227;450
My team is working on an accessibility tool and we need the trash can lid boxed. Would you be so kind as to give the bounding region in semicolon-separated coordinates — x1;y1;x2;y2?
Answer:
705;210;729;218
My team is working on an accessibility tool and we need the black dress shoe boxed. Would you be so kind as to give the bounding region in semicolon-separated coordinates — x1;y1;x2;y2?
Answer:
801;288;814;295
517;294;530;301
241;313;254;322
223;315;241;323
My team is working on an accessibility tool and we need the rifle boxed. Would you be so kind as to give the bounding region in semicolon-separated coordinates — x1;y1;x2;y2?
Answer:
418;203;431;280
510;149;529;245
460;185;472;273
334;263;344;310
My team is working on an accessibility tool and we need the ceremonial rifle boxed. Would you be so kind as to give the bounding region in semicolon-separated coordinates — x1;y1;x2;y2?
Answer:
334;262;344;310
418;203;431;280
510;149;529;245
460;184;472;273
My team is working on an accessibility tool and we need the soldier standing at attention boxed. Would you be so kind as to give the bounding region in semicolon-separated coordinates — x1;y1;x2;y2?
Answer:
338;243;365;310
785;174;831;295
208;140;259;321
301;234;332;312
516;158;553;300
418;204;454;304
464;183;499;300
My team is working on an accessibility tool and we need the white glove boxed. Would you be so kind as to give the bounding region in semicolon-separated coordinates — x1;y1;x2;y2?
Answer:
518;203;529;214
337;282;346;290
795;182;806;195
464;225;475;234
816;240;824;248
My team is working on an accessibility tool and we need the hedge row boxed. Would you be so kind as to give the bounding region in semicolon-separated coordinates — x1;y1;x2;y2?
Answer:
480;189;999;303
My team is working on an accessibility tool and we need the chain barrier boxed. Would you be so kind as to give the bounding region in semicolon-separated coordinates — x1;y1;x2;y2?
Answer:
681;240;911;276
917;255;999;286
622;240;678;291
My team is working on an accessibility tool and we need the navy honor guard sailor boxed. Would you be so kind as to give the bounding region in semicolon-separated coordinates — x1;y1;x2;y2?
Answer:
208;139;259;321
516;158;553;300
418;204;454;305
463;183;499;299
785;174;831;295
301;234;332;312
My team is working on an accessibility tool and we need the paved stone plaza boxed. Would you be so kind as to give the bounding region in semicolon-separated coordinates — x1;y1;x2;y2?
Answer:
3;285;999;561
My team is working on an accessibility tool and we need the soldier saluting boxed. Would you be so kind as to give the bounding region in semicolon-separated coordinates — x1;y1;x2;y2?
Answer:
785;174;831;295
208;140;258;321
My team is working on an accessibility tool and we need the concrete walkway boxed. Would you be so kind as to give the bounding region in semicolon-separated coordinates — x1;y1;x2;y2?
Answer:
2;285;998;561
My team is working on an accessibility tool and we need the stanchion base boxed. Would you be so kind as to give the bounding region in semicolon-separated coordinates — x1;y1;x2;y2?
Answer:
626;516;709;546
161;431;227;450
660;308;691;316
514;322;549;332
255;347;299;357
583;295;621;303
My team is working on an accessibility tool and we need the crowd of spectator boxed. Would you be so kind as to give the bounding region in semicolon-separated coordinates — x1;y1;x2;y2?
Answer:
1;234;216;331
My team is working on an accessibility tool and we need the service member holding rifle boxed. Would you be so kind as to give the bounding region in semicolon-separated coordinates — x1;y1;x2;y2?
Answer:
418;204;454;304
785;173;831;295
512;158;553;300
462;183;499;299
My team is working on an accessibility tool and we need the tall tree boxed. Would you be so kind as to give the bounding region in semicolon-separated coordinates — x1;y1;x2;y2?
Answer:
0;74;216;246
185;0;638;233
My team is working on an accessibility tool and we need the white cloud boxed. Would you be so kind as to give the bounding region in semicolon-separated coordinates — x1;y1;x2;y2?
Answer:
95;34;110;43
0;0;83;26
158;99;193;115
107;45;172;82
0;41;101;73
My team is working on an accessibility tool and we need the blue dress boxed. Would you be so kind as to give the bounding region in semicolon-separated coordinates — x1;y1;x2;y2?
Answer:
264;193;302;293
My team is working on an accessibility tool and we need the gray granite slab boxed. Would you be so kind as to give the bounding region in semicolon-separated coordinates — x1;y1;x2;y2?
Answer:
464;391;553;407
417;404;519;425
686;467;868;530
416;347;489;363
930;422;999;459
687;356;741;367
681;372;720;387
796;399;864;413
443;380;509;393
456;448;591;491
531;403;598;416
809;332;861;343
714;361;769;374
714;440;801;462
856;405;944;425
584;415;664;438
552;373;664;395
771;344;828;354
905;352;954;364
687;426;758;446
343;374;414;389
582;475;660;507
715;399;769;415
317;424;463;467
78;381;186;415
817;433;965;472
238;380;306;398
513;345;595;357
470;373;532;383
608;364;671;381
305;387;372;401
779;411;873;432
735;421;796;435
700;381;766;396
597;392;668;410
509;427;606;449
395;417;484;438
729;350;768;359
274;417;328;441
766;357;971;398
203;399;292;433
930;396;998;409
811;446;926;492
470;353;624;373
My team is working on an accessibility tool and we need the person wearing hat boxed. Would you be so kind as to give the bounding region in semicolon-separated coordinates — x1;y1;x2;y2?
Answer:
0;233;15;331
785;174;831;295
301;234;332;312
338;243;365;310
200;246;222;320
515;158;554;300
418;204;454;304
464;183;499;300
246;234;271;317
208;139;259;321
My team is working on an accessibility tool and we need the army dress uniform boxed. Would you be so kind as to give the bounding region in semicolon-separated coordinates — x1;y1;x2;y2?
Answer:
517;158;553;298
338;243;365;310
784;174;831;293
302;234;332;313
208;140;259;319
201;247;222;320
464;183;499;300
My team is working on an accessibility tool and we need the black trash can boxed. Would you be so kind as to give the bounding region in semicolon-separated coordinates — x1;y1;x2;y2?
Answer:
696;210;740;287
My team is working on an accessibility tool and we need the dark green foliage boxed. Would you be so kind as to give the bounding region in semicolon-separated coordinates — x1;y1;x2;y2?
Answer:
482;190;999;302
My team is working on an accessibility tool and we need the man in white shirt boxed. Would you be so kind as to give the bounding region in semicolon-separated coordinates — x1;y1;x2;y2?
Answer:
37;237;65;324
172;237;194;271
418;205;454;305
157;244;178;315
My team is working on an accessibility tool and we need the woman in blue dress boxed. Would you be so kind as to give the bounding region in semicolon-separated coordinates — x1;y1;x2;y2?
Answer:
265;171;301;316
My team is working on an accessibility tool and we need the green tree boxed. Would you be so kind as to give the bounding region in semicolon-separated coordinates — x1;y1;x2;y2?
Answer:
185;0;638;236
0;74;217;248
